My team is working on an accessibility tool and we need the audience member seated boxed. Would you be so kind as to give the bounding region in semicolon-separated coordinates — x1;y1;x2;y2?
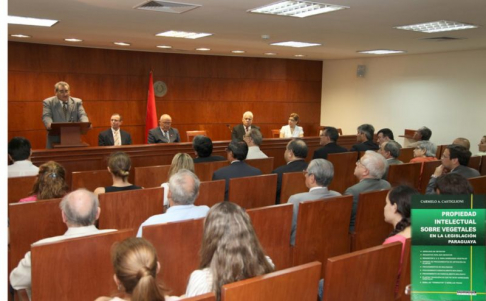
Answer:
377;128;402;148
408;126;432;148
185;201;274;299
452;137;470;150
426;145;480;194
192;135;226;163
345;151;391;231
378;141;403;179
137;170;209;237
212;141;262;200
95;237;180;301
10;189;115;298
8;137;39;178
19;161;69;203
94;152;142;196
383;185;419;293
244;129;268;159
409;141;438;174
272;139;308;204
477;135;486;156
312;127;347;160
161;153;195;208
350;124;379;152
434;173;474;195
287;159;340;245
279;113;304;138
231;111;260;142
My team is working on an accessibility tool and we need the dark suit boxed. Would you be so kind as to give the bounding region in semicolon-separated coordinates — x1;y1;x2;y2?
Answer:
425;164;480;194
349;140;379;152
344;178;391;231
271;160;308;204
212;161;262;200
231;124;260;141
42;96;89;149
193;156;227;163
312;142;348;160
98;128;132;146
147;127;180;143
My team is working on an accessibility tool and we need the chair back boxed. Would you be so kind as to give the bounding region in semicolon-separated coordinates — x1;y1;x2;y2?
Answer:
196;180;225;207
143;218;205;296
468;156;481;171
221;262;322;301
228;174;277;209
71;169;112;191
351;189;393;251
480;155;486;176
387;163;421;190
279;171;307;204
396;238;411;301
134;164;171;188
397;147;414;163
271;129;280;138
247;203;293;269
8;175;37;204
187;130;207;142
469;175;486;194
419;161;441;194
181;293;216;301
327;152;359;194
322;242;402;301
292;195;353;277
195;161;230;181
246;157;274;174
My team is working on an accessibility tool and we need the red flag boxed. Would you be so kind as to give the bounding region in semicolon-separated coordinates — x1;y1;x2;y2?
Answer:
145;71;158;143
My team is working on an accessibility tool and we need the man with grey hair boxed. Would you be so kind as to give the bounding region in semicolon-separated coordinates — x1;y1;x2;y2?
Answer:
10;189;114;297
137;169;209;237
42;81;90;148
244;129;268;159
345;151;391;231
350;124;379;152
287;159;341;245
409;126;432;147
231;111;261;141
378;141;403;179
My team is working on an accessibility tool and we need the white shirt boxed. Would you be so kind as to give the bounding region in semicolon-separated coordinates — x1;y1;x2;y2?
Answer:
246;146;268;159
8;160;39;178
111;128;121;146
280;125;304;138
137;204;210;237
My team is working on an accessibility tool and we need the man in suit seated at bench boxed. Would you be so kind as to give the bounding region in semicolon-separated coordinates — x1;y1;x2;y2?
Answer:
345;151;391;232
378;140;403;179
98;113;132;146
350;124;379;152
377;128;402;148
212;141;262;200
272;138;309;204
137;169;209;237
426;144;480;194
10;189;115;298
313;126;347;160
287;159;341;245
192;135;226;163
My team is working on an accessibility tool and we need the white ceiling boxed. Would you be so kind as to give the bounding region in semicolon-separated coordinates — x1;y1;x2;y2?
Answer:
7;0;486;60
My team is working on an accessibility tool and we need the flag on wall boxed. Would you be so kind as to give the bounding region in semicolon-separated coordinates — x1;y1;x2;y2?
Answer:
145;71;157;143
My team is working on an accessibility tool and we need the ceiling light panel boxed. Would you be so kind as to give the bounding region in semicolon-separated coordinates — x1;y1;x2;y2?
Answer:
114;42;131;46
65;38;82;42
358;50;406;55
11;34;31;38
8;16;58;27
271;41;321;48
249;1;348;18
156;30;212;39
395;20;478;33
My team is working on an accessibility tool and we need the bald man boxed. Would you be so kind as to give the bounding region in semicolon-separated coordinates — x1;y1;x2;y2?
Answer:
148;114;181;143
10;189;115;297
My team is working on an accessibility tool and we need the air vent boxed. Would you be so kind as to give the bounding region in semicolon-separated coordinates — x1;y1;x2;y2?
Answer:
421;37;465;42
134;0;200;13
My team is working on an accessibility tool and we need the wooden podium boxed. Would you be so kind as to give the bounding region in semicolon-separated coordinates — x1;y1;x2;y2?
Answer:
49;122;91;148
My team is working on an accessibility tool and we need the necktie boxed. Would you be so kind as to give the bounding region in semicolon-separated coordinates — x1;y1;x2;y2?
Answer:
114;130;120;146
165;131;169;141
63;102;68;118
245;126;249;133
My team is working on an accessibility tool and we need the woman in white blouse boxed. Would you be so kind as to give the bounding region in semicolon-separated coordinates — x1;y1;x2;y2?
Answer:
185;202;274;300
280;113;304;138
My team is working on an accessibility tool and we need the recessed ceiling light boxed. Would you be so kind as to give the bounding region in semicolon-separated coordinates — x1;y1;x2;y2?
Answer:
232;50;245;54
265;52;277;56
271;41;321;48
249;1;348;18
395;20;478;33
10;34;31;38
65;38;82;42
294;54;306;57
8;15;58;27
358;50;406;55
196;48;210;51
156;30;212;39
114;42;131;46
157;45;172;49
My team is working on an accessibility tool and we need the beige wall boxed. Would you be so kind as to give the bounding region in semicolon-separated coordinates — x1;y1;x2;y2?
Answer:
321;49;486;153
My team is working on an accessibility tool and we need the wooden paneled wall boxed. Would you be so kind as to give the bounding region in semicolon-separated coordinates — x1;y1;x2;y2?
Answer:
8;42;322;149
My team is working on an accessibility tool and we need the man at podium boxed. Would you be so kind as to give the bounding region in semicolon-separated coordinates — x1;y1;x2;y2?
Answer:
42;81;90;148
